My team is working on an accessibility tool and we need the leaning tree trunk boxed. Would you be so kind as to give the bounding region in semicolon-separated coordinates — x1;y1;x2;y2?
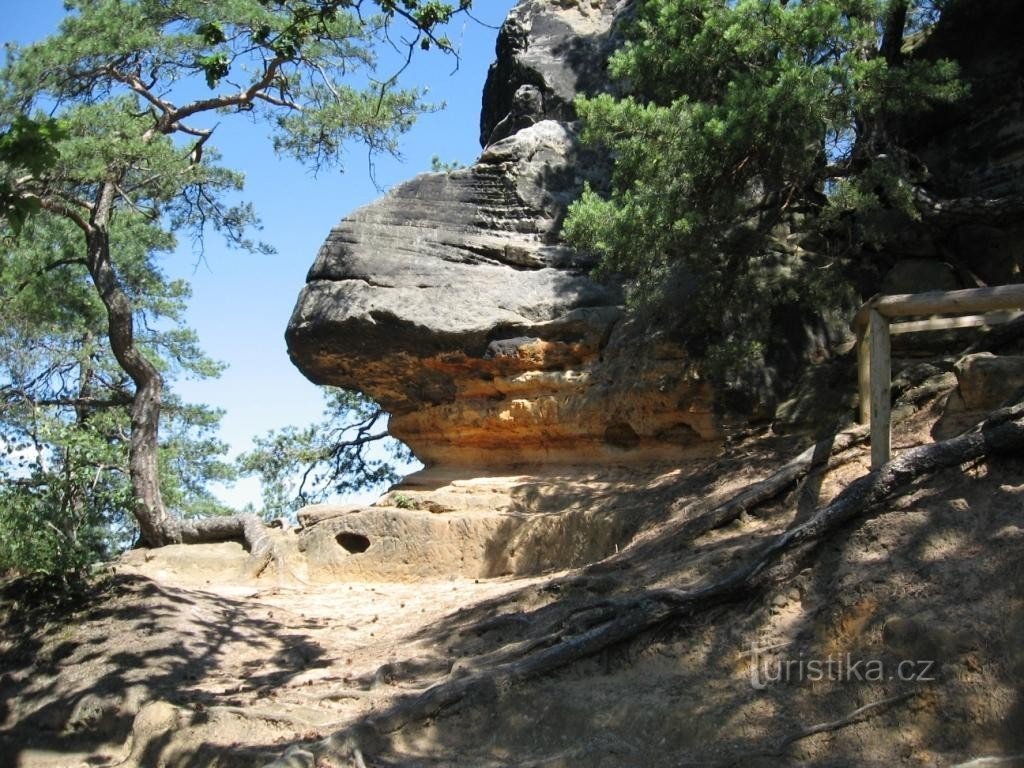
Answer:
83;186;286;573
85;182;177;547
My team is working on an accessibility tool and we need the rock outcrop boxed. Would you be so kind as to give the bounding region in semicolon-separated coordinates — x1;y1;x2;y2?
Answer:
479;0;627;147
287;0;1024;471
287;0;720;467
912;0;1024;203
293;465;684;580
880;0;1024;288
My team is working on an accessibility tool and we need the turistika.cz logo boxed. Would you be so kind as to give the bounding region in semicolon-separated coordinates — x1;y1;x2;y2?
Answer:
747;642;937;690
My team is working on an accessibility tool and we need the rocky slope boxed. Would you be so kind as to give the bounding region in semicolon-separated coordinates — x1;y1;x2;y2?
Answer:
3;382;1024;766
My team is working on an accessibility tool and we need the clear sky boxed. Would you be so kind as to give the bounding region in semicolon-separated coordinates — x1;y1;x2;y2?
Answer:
4;0;519;507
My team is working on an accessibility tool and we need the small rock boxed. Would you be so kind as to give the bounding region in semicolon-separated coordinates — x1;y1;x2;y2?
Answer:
954;353;1024;410
994;525;1024;541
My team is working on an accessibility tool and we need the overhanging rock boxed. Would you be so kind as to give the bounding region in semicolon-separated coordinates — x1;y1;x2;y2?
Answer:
286;0;721;467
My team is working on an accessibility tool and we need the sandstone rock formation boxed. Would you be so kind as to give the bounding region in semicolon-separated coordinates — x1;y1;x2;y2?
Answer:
953;353;1024;411
293;465;683;580
287;0;1024;473
479;0;627;147
287;0;720;468
880;0;1024;288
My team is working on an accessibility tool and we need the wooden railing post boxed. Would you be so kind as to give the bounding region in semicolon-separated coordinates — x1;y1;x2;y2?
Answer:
868;309;891;470
852;285;1024;471
857;325;871;426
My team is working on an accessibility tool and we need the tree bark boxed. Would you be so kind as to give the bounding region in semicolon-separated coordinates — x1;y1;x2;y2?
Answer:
880;1;909;66
81;183;287;561
84;181;175;547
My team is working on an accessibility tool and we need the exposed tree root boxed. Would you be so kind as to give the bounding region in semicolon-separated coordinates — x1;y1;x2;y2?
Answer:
209;705;349;733
175;513;299;581
771;690;919;753
282;401;1024;767
706;690;921;766
662;424;869;542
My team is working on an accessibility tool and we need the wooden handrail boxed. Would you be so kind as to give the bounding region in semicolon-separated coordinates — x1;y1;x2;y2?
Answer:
853;285;1024;330
855;284;1024;470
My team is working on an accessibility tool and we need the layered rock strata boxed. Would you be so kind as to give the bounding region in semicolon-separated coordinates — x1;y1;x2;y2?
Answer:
287;0;720;467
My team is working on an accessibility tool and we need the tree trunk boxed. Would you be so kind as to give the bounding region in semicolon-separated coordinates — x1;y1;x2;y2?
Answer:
84;181;176;547
81;183;284;568
880;1;909;66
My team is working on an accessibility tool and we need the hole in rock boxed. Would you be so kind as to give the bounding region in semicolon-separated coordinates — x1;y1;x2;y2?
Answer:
336;532;371;554
604;421;641;450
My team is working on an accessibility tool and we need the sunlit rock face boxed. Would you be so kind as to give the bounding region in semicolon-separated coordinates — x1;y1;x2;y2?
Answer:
286;0;721;467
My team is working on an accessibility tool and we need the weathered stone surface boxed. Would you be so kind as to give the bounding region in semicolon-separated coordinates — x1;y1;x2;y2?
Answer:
295;466;686;580
289;119;616;387
298;504;506;580
954;353;1024;410
913;0;1024;202
286;0;720;467
480;0;628;147
906;0;1024;283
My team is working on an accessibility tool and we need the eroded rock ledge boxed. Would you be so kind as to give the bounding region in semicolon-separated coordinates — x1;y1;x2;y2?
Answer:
286;0;721;467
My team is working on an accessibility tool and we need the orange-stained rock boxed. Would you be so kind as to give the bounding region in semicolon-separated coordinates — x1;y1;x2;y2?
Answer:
285;2;724;467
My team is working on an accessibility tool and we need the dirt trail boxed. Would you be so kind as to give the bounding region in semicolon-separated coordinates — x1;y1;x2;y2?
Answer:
2;384;1024;767
1;554;559;767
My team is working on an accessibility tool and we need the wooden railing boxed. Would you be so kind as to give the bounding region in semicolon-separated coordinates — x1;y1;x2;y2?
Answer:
853;284;1024;470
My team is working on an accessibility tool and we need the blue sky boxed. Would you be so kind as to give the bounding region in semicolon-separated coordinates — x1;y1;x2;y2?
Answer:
5;0;519;507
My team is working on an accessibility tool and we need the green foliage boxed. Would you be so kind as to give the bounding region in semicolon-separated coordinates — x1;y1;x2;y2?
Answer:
238;388;413;519
0;0;471;565
0;116;65;177
0;116;67;236
0;451;123;585
391;492;416;509
563;0;963;387
430;154;463;172
159;399;238;519
0;213;236;577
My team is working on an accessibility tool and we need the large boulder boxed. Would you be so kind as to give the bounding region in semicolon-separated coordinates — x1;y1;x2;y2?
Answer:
954;353;1024;411
286;0;720;467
